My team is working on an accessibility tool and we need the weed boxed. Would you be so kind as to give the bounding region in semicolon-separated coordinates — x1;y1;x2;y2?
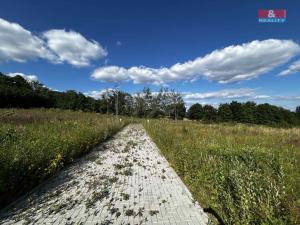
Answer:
122;168;133;176
95;159;103;165
108;177;118;184
143;120;300;224
109;207;119;215
149;210;159;216
125;209;134;216
113;163;125;170
121;193;130;200
135;207;144;217
0;109;129;208
100;219;113;225
85;187;110;208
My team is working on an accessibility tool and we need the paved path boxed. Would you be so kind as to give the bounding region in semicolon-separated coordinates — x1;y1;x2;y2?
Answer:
0;124;208;225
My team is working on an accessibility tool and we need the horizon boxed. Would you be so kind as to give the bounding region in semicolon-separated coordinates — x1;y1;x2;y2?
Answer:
0;0;300;110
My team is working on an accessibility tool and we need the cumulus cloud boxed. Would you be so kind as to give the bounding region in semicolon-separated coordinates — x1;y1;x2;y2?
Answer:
0;18;107;67
91;39;300;84
7;72;38;82
0;18;55;63
84;88;116;99
92;65;176;85
278;60;300;76
42;29;107;67
91;66;130;83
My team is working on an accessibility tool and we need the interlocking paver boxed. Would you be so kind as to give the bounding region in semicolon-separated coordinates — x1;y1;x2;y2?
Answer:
0;124;208;225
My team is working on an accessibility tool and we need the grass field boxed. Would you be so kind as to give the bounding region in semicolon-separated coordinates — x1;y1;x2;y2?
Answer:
1;109;299;224
144;120;300;224
0;109;130;208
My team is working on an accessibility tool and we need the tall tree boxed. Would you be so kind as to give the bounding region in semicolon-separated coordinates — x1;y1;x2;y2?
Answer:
241;101;257;123
203;105;217;122
229;101;244;122
187;103;204;120
296;106;300;120
218;103;233;122
133;92;147;117
168;90;185;120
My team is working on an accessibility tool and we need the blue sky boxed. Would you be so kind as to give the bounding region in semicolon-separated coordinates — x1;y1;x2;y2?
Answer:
0;0;299;109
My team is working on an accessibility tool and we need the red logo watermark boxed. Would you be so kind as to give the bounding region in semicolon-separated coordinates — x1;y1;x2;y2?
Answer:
258;9;286;23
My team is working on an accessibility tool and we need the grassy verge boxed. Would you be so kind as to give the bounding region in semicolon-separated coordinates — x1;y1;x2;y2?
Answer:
0;109;130;208
143;120;300;224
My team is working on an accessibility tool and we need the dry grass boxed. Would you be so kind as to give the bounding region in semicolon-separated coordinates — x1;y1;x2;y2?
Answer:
143;120;300;224
0;109;130;208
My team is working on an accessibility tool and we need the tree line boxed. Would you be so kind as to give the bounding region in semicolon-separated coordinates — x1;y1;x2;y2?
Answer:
1;72;299;126
0;73;185;119
187;102;300;127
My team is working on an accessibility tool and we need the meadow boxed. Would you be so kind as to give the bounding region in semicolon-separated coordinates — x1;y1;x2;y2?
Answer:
0;109;129;208
1;109;299;224
143;120;300;224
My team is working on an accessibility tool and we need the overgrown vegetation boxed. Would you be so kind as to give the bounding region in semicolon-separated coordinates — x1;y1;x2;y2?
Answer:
0;109;129;208
1;72;300;223
143;120;300;224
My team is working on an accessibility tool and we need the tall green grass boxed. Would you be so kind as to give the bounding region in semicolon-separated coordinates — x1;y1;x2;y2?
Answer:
0;109;129;208
143;120;300;224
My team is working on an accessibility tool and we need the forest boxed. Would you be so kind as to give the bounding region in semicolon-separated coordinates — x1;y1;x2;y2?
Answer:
1;72;299;127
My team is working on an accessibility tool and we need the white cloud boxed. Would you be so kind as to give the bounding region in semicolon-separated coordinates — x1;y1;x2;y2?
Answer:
278;60;300;76
183;88;256;100
181;89;298;103
274;96;300;101
86;88;259;101
0;18;55;63
181;89;300;110
116;41;122;46
182;88;258;107
91;66;130;83
0;18;107;67
84;88;116;99
172;39;300;83
91;39;300;84
7;72;38;82
253;95;271;99
42;29;107;67
84;87;300;110
91;65;176;85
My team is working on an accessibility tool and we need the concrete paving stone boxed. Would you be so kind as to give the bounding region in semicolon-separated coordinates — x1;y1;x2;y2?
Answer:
0;124;208;225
